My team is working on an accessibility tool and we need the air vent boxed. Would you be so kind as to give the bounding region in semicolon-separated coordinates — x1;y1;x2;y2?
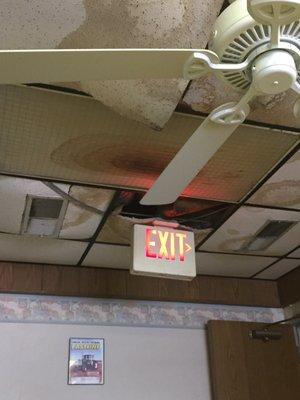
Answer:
240;220;297;252
21;196;67;237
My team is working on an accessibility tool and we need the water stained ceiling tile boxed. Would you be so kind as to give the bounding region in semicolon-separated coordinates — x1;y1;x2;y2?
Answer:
196;252;277;278
0;233;87;265
0;85;298;203
255;259;300;280
0;0;224;128
60;186;115;240
181;75;300;129
200;206;300;256
248;150;300;210
0;175;69;234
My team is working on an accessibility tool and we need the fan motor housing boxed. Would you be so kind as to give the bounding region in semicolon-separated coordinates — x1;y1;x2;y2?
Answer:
209;0;300;91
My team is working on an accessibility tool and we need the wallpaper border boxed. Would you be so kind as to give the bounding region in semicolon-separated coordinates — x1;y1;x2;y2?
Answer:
0;293;284;329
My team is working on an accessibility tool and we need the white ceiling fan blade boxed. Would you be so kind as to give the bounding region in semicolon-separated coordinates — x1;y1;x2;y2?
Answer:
0;48;199;84
140;103;250;206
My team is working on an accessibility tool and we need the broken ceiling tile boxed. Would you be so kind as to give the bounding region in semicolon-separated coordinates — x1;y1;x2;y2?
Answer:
181;74;299;129
0;0;224;127
60;186;115;240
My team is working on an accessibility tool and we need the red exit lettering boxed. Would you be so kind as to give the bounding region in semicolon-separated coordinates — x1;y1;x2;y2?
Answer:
145;228;192;262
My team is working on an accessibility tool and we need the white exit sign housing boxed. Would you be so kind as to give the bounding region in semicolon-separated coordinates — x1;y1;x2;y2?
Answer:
131;223;196;280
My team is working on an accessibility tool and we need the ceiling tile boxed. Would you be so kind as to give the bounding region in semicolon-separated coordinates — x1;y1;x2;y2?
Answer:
248;150;300;210
287;247;300;258
0;175;69;234
0;233;87;265
82;243;131;269
60;186;115;240
196;252;277;278
200;206;300;256
255;259;300;280
0;85;297;203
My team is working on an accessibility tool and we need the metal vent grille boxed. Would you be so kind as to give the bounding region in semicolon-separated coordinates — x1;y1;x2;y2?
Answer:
240;220;297;251
21;196;67;237
221;21;300;90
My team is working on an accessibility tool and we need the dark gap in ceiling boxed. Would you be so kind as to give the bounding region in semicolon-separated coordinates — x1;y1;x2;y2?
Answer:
114;190;235;231
25;84;92;98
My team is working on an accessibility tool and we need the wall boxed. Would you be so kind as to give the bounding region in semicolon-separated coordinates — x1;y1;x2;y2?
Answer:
0;294;283;400
0;323;210;400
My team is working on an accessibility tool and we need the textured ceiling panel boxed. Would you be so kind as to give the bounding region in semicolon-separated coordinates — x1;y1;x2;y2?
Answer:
83;243;131;269
196;252;277;278
0;233;87;265
60;186;115;240
0;175;69;234
201;206;300;256
255;259;300;280
0;85;297;202
181;75;300;129
0;0;223;128
248;150;300;210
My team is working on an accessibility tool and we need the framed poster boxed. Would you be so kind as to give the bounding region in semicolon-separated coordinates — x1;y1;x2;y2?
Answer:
68;338;104;385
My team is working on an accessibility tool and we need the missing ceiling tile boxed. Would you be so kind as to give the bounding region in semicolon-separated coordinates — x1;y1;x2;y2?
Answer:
97;190;234;245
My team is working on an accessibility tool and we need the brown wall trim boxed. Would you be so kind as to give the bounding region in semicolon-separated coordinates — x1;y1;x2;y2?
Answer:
0;261;280;307
277;266;300;307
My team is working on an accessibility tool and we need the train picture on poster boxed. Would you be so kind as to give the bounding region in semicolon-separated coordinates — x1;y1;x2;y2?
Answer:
68;338;104;385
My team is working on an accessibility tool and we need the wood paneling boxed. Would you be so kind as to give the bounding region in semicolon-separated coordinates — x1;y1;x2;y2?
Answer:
0;261;280;307
208;320;300;400
277;266;300;306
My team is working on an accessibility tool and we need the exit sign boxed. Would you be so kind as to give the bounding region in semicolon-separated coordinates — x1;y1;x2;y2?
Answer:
131;223;196;280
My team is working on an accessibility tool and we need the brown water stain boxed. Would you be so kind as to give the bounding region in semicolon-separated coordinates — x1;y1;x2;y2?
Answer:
51;134;174;177
62;186;114;230
250;180;300;208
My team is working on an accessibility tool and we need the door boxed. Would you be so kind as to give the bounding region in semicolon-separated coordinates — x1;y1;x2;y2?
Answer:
207;320;300;400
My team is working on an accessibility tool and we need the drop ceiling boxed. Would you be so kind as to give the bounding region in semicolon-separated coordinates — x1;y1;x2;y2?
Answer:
0;0;299;282
0;167;298;280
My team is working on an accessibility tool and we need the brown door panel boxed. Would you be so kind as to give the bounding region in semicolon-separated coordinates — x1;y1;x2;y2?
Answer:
207;320;300;400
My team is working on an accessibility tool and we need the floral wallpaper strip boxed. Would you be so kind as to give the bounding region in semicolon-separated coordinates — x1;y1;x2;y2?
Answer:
0;294;283;329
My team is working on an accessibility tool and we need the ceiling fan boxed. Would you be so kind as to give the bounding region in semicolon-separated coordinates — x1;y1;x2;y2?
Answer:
0;0;299;205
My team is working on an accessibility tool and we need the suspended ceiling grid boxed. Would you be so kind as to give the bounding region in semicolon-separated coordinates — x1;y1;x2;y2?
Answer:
0;0;297;130
0;1;299;281
0;85;298;203
0;86;299;280
0;138;299;280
